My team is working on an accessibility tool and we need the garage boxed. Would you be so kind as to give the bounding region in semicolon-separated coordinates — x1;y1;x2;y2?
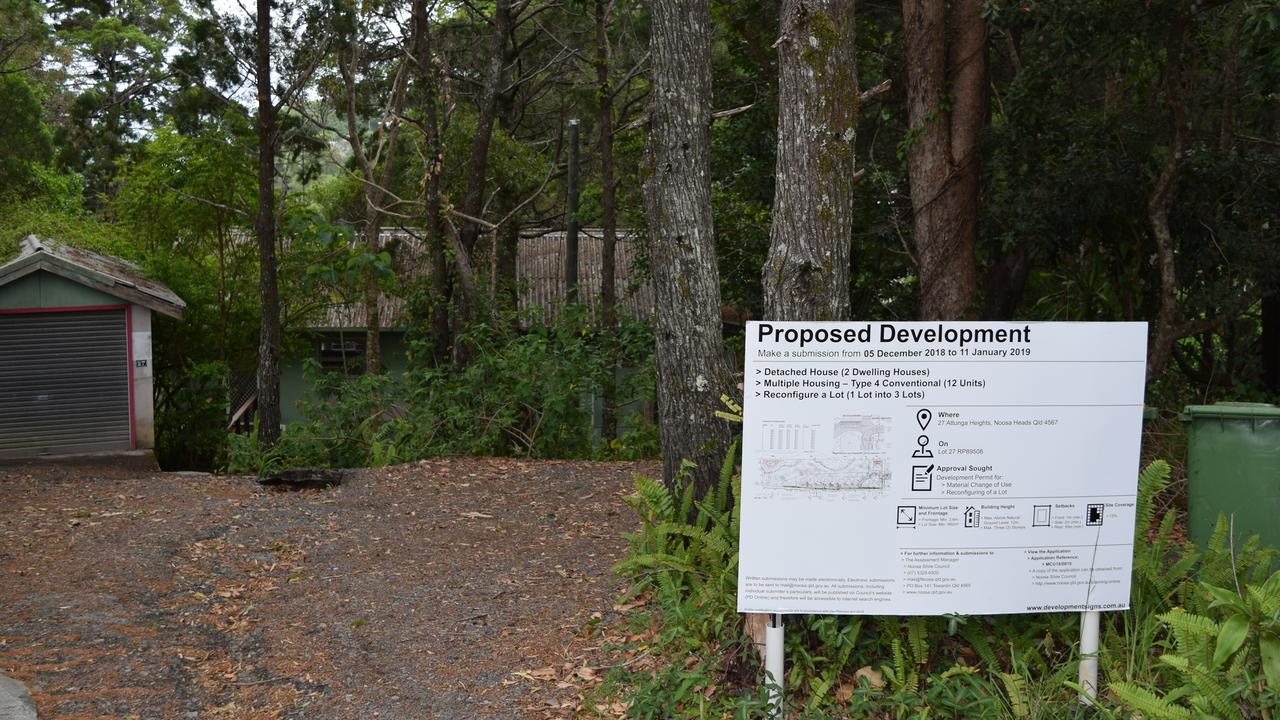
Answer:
0;236;184;459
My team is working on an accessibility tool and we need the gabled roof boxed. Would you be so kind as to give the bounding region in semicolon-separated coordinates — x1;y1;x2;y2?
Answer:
0;236;186;318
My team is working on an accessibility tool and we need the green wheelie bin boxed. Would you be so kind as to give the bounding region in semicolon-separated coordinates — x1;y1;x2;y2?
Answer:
1181;402;1280;551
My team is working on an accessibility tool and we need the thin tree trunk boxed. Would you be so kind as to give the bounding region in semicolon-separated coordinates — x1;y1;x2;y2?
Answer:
642;0;733;497
902;0;986;320
408;0;451;366
763;0;859;321
449;0;513;350
459;0;513;259
254;0;281;445
338;34;413;374
596;0;619;441
495;216;519;313
1146;3;1191;381
1263;296;1280;396
980;246;1030;320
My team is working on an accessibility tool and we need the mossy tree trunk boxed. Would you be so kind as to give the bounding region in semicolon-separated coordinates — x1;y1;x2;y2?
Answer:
752;0;864;667
642;0;734;498
763;0;859;321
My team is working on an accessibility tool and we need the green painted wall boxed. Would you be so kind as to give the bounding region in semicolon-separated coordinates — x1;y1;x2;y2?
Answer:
280;330;409;425
280;357;308;426
0;270;120;309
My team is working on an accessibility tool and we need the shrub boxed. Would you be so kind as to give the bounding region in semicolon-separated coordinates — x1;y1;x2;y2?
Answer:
224;309;658;472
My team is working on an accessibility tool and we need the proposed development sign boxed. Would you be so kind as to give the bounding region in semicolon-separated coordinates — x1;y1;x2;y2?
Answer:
737;321;1148;616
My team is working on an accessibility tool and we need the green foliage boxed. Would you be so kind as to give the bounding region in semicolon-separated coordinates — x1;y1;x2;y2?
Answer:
606;456;1280;718
49;0;186;201
223;367;404;474
226;310;658;472
393;309;656;460
610;443;768;718
156;361;229;471
0;73;56;199
1111;571;1280;717
0;198;129;263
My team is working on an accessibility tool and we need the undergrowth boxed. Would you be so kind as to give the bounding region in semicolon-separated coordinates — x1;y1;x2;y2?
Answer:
597;454;1280;719
223;309;658;474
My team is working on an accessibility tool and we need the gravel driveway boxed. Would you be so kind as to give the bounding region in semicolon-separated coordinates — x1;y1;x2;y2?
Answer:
0;456;653;719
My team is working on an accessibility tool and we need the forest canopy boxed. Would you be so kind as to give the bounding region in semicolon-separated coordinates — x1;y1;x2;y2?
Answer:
1;0;1277;474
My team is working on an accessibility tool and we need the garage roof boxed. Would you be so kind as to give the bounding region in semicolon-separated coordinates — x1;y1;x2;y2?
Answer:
0;236;186;318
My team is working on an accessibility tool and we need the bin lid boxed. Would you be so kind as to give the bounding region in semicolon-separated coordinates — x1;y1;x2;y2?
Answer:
1180;401;1280;421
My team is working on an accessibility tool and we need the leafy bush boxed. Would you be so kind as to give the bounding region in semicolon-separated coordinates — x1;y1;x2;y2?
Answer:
156;361;229;471
224;309;658;473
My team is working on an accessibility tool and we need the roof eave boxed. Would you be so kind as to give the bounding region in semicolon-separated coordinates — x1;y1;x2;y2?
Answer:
0;255;186;319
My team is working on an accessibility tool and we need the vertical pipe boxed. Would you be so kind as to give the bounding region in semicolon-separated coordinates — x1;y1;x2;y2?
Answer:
565;118;581;304
765;613;784;717
1079;610;1100;705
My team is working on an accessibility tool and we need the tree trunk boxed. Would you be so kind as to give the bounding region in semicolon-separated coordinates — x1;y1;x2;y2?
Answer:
408;0;451;366
980;245;1030;320
1263;295;1280;396
902;0;986;320
338;31;413;375
642;0;734;497
254;0;281;445
458;0;513;260
752;0;862;668
1146;3;1191;382
363;226;383;373
596;0;619;441
763;0;859;321
449;0;513;350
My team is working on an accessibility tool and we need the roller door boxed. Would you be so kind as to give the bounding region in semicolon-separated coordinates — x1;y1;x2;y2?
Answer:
0;309;132;458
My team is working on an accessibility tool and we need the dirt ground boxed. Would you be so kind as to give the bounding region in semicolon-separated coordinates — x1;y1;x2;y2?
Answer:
0;456;656;719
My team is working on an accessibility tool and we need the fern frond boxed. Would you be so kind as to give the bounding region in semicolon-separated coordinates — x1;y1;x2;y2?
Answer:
876;616;898;641
631;475;674;524
1110;681;1195;719
1207;514;1231;555
1160;655;1245;720
940;664;978;680
1158;607;1220;651
998;672;1031;719
710;439;737;522
960;622;1002;672
677;461;698;522
1136;460;1172;539
613;551;704;576
907;617;928;665
891;638;909;691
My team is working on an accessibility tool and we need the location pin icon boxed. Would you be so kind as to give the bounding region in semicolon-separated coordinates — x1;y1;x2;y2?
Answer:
917;408;932;431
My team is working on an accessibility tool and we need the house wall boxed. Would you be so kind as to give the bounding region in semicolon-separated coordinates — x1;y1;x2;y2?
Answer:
130;305;155;449
280;331;409;426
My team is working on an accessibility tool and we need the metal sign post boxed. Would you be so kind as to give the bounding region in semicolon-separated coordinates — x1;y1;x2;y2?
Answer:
1078;610;1101;705
765;613;784;717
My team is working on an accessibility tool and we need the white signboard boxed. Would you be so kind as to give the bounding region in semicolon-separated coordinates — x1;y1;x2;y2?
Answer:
737;321;1148;616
